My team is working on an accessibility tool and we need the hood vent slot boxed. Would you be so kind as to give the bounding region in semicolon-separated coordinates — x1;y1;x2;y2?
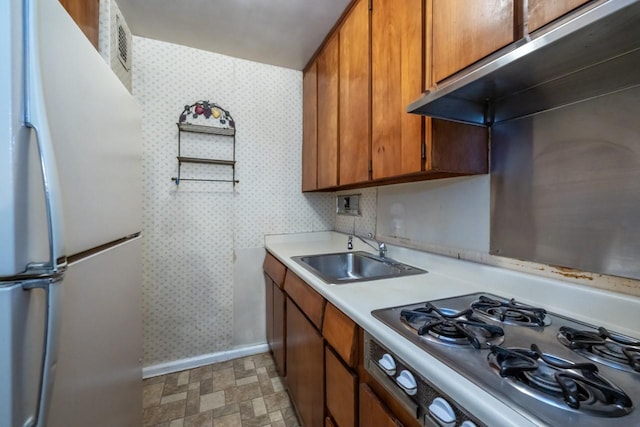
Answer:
408;0;640;126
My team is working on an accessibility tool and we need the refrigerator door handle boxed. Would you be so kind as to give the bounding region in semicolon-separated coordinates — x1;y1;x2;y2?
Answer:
22;273;63;427
23;0;67;273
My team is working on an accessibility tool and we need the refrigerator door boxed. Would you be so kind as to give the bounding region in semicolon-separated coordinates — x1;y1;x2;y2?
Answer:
1;0;63;278
48;237;142;427
37;0;142;256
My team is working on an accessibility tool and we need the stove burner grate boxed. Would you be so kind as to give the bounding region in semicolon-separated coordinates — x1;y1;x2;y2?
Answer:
489;344;633;417
471;295;549;326
558;326;640;373
400;303;504;349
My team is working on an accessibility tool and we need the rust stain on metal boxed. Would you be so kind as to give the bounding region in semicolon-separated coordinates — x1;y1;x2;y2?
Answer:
550;265;593;280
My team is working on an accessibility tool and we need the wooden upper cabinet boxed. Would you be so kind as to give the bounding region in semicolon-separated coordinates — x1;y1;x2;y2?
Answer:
528;0;591;32
316;35;340;189
302;63;318;191
59;0;100;49
432;0;516;83
372;0;424;180
339;0;371;186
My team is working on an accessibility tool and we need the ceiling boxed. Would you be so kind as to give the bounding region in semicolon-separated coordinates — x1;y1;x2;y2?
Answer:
115;0;351;70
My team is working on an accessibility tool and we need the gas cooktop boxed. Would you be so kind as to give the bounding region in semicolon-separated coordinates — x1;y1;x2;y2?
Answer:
372;292;640;426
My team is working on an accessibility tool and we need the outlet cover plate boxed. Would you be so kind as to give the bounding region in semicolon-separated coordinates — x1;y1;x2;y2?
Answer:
336;194;361;216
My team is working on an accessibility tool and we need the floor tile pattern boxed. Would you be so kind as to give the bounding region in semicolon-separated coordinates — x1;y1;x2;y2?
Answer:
143;353;300;427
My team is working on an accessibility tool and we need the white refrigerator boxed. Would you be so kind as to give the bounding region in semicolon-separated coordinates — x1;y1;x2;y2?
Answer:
0;0;143;426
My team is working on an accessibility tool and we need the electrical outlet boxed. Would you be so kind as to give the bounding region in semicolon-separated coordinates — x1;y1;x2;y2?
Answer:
336;194;361;216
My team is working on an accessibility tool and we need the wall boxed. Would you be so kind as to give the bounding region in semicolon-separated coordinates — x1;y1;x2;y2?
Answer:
339;175;640;297
333;178;490;254
132;37;334;367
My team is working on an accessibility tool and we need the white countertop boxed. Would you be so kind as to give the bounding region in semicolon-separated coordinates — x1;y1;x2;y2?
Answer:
265;231;640;427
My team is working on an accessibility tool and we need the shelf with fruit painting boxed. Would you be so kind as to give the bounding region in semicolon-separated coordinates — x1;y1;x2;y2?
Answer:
172;100;238;185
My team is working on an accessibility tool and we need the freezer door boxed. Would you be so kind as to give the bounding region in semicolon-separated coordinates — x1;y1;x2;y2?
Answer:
0;283;46;427
0;0;53;277
48;237;142;427
37;0;142;256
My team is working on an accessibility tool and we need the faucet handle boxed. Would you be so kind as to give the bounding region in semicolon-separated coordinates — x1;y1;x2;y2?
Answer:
379;242;387;258
347;235;353;250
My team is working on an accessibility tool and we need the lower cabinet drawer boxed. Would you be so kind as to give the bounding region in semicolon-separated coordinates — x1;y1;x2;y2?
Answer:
325;346;357;427
359;383;404;427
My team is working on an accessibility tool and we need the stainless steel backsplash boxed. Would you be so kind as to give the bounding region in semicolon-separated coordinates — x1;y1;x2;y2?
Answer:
491;85;640;280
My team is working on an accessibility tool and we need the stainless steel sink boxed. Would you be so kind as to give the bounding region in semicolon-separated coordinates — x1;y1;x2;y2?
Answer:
291;251;427;284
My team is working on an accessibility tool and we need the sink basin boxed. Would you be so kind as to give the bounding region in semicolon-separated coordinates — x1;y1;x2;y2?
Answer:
291;251;427;284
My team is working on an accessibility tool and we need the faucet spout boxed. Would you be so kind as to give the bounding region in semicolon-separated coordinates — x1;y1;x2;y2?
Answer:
347;233;387;258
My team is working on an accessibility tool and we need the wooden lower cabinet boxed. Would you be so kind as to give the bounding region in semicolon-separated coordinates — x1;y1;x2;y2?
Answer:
264;278;286;377
359;383;403;427
272;285;286;377
264;252;287;377
325;417;337;427
325;347;357;427
286;298;325;427
265;275;274;354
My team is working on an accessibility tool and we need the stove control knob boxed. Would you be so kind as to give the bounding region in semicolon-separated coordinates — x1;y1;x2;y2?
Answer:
460;421;477;427
377;353;396;376
428;397;456;427
395;370;417;396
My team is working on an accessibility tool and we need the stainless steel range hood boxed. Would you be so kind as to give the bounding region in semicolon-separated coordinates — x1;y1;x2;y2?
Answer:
408;0;640;126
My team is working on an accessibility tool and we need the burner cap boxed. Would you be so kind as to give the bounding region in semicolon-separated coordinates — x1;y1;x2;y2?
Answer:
472;296;550;326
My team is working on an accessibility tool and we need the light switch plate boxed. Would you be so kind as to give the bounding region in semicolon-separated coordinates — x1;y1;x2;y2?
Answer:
336;194;361;216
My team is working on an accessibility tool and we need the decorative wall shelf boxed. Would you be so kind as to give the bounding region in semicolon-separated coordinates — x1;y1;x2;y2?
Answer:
171;101;238;185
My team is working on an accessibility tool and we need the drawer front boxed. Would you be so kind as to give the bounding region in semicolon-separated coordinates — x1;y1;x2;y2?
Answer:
263;252;287;288
284;271;325;329
326;346;357;427
323;303;358;367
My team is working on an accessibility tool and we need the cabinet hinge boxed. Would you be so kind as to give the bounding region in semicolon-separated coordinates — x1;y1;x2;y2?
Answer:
421;142;426;160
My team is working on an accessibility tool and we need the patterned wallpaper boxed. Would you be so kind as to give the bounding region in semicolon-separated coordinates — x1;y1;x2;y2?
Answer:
132;37;334;366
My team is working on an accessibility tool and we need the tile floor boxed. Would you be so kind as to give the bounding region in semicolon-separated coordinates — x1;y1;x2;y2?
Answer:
142;352;300;427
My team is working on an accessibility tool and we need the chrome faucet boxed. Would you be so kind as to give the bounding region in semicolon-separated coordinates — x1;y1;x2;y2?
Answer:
347;233;387;258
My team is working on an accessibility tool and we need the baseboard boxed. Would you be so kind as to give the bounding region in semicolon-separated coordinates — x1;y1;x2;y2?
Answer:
142;343;270;379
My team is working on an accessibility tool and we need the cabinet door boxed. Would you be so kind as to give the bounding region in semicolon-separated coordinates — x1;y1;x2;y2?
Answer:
272;285;286;377
359;384;403;427
371;0;424;180
432;0;516;82
58;0;99;49
528;0;591;32
326;347;357;427
317;35;340;189
302;62;318;191
265;276;274;353
339;0;371;186
286;299;324;427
